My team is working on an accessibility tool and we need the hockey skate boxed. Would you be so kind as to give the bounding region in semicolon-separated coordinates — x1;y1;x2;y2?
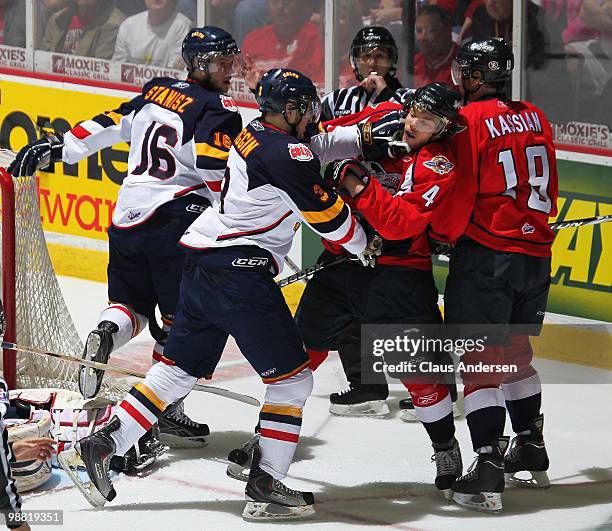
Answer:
227;433;260;482
329;384;389;417
110;424;168;474
58;416;120;508
399;396;463;422
505;414;550;488
432;437;462;498
243;445;315;521
451;436;509;513
158;400;209;448
79;321;118;399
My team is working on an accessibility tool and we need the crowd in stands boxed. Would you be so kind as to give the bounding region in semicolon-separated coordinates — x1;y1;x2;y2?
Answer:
0;0;611;127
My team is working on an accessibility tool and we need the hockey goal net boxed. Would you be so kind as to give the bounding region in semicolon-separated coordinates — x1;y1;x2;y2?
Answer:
0;149;130;400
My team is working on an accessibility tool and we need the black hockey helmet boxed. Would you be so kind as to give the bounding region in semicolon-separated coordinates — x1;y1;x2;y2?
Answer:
256;68;321;123
405;82;463;138
182;26;240;73
350;26;398;81
451;37;514;86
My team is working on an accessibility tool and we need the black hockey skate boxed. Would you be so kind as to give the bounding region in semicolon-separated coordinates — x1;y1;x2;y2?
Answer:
79;321;118;399
110;424;167;474
451;436;509;513
227;433;260;482
329;384;389;417
243;444;315;521
505;414;550;488
432;437;462;497
158;400;209;448
58;416;120;508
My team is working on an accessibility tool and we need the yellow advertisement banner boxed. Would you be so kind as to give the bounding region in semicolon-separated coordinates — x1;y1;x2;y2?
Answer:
0;79;130;240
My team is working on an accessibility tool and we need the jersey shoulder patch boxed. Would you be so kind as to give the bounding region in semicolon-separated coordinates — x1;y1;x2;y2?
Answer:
288;143;314;162
421;149;455;175
219;94;240;112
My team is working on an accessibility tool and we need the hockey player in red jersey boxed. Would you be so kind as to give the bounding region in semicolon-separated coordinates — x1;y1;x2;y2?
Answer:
431;38;558;512
9;27;244;447
295;83;468;494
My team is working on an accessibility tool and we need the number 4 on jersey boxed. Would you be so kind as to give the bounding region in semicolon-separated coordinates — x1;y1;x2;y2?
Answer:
422;185;440;207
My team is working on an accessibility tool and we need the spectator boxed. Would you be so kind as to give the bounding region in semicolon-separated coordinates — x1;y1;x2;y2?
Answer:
564;0;612;96
0;0;26;47
370;0;402;24
242;0;323;84
113;0;192;67
415;4;457;86
40;0;125;59
234;0;270;46
177;0;195;21
337;0;365;87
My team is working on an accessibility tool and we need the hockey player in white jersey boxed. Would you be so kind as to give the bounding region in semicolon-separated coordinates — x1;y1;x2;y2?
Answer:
59;68;379;520
8;26;243;447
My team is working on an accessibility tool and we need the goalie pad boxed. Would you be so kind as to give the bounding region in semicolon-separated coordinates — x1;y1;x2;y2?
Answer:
9;389;166;475
5;409;53;492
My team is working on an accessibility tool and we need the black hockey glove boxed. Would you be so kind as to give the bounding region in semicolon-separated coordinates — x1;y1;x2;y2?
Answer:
358;110;409;161
324;158;371;192
8;134;64;177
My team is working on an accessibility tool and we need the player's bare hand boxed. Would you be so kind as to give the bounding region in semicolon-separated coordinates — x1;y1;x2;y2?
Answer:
360;73;388;96
14;523;31;531
12;437;57;462
241;54;261;91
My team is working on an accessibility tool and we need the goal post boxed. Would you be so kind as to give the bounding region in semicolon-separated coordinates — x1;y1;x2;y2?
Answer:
0;150;131;400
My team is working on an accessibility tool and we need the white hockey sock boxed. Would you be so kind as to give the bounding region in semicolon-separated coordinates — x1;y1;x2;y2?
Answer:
112;363;197;456
97;304;148;352
258;369;313;480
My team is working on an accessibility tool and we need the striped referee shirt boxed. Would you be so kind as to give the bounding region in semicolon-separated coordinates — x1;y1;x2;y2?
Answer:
321;77;406;121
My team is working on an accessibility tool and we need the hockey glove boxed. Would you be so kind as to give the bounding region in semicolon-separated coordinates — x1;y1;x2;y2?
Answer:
324;158;371;192
358;110;409;161
8;134;64;177
356;234;383;267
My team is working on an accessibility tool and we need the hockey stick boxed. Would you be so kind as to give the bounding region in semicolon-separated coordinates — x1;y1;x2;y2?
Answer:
549;214;612;231
277;255;350;288
1;341;260;407
276;215;612;289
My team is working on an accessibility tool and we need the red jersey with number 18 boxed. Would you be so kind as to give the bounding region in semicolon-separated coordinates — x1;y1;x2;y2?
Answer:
431;97;559;257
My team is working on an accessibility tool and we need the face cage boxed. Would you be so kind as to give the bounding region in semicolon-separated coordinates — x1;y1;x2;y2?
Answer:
194;50;241;74
285;96;322;124
451;59;469;86
350;45;396;75
409;103;450;135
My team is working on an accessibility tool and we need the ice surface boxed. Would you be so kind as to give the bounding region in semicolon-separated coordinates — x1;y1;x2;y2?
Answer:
18;276;612;531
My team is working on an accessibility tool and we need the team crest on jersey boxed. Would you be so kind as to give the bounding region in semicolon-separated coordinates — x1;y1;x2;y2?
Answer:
522;223;535;234
220;95;239;112
312;184;329;202
288;143;313;161
423;155;454;175
172;82;189;89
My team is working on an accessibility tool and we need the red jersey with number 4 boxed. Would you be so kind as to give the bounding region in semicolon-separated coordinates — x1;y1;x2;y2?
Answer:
324;101;461;270
430;97;558;257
